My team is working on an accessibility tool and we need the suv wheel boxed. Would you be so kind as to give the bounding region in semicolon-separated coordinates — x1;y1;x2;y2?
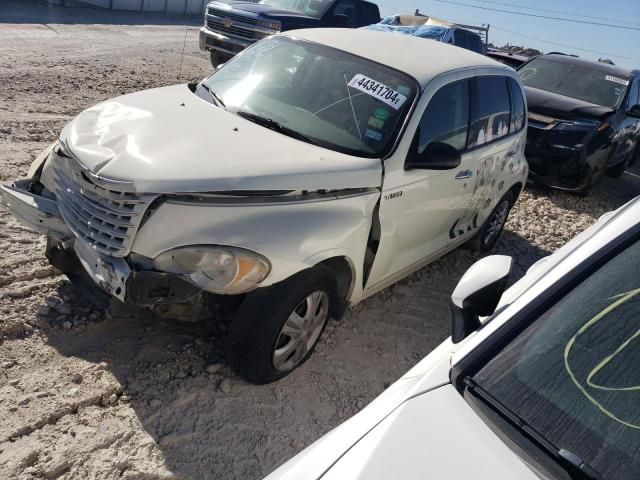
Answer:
606;157;629;178
227;266;336;384
467;191;514;252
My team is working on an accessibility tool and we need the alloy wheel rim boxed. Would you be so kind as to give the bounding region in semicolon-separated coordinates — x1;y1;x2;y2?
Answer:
483;200;510;247
272;290;330;372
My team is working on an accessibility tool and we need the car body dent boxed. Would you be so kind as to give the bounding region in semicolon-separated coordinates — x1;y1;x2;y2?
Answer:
131;190;380;295
60;84;383;193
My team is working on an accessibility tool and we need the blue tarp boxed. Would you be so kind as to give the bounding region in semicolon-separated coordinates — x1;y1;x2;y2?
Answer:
362;16;449;41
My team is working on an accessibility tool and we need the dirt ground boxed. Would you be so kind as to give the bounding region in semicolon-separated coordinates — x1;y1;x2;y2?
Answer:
1;3;639;479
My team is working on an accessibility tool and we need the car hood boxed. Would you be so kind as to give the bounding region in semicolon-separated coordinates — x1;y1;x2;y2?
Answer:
525;86;615;120
60;84;382;194
212;1;317;20
321;386;536;480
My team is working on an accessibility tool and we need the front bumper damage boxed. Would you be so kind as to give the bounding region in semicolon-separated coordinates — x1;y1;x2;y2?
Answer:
1;179;206;315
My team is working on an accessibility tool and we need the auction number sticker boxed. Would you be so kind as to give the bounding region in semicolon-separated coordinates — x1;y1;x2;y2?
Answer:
348;74;408;110
605;75;629;86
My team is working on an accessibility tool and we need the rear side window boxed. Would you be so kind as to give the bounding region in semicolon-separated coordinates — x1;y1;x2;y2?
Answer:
415;79;470;152
468;76;511;148
332;0;359;27
508;77;526;132
627;79;639;109
359;2;379;25
468;33;482;53
454;29;466;48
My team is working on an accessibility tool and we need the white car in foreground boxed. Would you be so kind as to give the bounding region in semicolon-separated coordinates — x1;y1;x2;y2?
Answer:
265;195;640;480
1;29;527;384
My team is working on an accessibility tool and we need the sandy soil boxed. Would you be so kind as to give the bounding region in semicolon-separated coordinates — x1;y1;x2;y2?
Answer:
1;3;639;479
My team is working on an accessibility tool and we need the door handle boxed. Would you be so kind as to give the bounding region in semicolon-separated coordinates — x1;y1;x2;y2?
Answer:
455;170;473;180
506;151;518;159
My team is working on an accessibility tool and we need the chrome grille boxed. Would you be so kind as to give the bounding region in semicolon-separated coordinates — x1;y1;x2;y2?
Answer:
51;156;156;257
208;8;259;26
207;18;256;39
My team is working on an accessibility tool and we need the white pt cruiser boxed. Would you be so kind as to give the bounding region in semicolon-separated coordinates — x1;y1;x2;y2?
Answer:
1;29;528;384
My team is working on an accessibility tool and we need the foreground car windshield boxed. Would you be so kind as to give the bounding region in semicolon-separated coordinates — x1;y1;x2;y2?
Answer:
202;37;418;157
258;0;331;17
519;57;629;109
473;239;640;480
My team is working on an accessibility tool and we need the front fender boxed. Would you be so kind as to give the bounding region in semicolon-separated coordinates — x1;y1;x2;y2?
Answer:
130;192;379;293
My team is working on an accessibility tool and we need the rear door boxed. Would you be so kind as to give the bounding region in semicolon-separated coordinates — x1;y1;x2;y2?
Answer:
465;75;526;230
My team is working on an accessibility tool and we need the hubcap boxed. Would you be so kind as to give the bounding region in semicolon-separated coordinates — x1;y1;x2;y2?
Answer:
483;200;509;247
272;290;330;372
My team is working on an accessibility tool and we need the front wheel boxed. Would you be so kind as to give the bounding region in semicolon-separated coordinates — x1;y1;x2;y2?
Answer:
467;191;514;252
605;157;628;179
227;266;336;384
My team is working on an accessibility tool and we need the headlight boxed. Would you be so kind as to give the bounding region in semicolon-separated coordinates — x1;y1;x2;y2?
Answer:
154;246;271;295
548;120;601;149
257;19;281;32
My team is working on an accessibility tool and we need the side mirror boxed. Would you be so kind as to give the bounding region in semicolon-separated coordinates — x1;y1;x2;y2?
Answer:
450;255;512;344
627;104;640;118
406;141;462;170
331;13;350;27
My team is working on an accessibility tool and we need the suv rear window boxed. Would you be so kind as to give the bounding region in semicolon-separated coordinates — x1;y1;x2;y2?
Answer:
472;239;640;480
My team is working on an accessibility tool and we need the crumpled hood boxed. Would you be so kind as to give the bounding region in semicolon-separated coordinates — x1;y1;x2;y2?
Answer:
525;86;614;120
60;84;382;194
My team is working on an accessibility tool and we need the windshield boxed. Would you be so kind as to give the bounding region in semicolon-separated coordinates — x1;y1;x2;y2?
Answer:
258;0;332;17
472;239;640;480
202;37;418;157
518;57;629;109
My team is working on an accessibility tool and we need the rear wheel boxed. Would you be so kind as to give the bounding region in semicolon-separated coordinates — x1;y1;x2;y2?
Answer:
227;266;336;384
606;157;629;178
467;191;514;252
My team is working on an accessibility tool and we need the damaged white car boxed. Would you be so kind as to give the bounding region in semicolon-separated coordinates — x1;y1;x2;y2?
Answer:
1;29;527;384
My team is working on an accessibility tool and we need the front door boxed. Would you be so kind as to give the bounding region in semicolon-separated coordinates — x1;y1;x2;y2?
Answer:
365;78;478;291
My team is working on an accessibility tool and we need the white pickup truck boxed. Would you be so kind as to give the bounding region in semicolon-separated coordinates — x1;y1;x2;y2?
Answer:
1;29;528;384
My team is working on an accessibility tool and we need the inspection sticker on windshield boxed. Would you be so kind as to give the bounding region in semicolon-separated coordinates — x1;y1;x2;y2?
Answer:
348;74;408;110
605;75;629;86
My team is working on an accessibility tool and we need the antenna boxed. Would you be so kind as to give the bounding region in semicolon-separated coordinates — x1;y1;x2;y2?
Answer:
178;13;191;80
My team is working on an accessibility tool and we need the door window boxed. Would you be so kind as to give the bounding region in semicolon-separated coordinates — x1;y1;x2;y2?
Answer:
472;238;640;480
468;76;511;148
332;0;359;27
627;79;639;109
413;79;470;156
508;77;526;132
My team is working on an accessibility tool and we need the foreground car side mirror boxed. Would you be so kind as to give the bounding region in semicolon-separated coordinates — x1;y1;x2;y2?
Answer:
627;104;640;118
450;255;512;344
405;141;462;171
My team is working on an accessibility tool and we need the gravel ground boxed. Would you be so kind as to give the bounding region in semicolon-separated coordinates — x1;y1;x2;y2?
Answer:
1;4;639;479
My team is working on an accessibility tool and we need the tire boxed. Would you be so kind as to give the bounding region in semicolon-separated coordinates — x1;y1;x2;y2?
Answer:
576;167;602;197
227;266;336;384
466;191;514;252
605;157;628;178
209;50;232;69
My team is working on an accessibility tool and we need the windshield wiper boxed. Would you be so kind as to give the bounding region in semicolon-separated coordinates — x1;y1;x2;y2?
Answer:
235;110;319;146
464;377;602;480
199;83;226;109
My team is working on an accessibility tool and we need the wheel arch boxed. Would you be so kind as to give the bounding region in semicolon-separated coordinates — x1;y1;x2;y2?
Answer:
313;255;357;318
